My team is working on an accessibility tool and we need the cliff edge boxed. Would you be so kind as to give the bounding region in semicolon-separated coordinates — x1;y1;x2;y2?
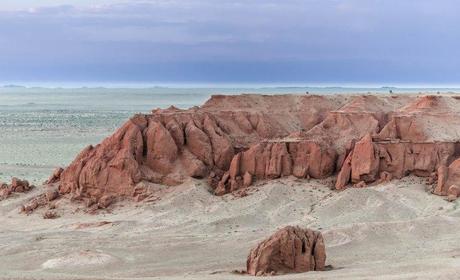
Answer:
55;94;460;205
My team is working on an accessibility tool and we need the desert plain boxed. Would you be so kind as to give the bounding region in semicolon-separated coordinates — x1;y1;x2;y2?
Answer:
1;176;460;279
2;93;460;279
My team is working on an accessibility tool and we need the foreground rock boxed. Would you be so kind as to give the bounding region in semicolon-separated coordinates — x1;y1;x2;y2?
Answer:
246;226;326;276
55;94;460;204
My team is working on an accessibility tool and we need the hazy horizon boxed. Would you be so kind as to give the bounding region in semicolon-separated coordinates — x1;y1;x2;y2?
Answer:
5;82;460;90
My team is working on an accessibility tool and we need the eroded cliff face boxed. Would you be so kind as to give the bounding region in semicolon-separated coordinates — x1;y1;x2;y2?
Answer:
58;95;347;203
57;94;460;204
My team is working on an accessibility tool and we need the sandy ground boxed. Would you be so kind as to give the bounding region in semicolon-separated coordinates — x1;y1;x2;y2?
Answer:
1;176;460;279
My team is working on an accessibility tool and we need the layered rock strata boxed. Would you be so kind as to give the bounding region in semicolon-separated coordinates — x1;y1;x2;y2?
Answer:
57;95;347;202
55;94;460;203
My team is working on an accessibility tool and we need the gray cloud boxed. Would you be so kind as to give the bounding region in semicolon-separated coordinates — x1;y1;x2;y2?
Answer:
1;0;460;83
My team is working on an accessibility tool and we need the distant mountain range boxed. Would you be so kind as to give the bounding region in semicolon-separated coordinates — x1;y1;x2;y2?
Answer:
2;84;26;88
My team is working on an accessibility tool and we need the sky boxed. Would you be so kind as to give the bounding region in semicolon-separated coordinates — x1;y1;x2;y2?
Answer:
1;0;460;85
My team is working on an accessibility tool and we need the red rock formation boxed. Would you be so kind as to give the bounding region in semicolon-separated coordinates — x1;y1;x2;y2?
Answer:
58;95;347;202
43;210;59;219
335;151;353;190
56;94;460;202
21;187;60;214
215;140;337;193
447;185;460;201
337;139;456;189
350;134;379;183
246;226;326;276
46;167;64;184
0;178;34;200
11;177;31;193
434;159;460;197
45;189;59;202
435;165;449;195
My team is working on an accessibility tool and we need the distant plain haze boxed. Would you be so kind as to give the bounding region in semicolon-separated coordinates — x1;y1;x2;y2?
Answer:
1;0;460;84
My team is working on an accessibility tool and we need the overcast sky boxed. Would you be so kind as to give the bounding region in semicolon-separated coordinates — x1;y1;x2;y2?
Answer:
1;0;460;85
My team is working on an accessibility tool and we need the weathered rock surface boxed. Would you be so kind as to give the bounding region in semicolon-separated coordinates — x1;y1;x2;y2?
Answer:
58;95;347;202
11;177;31;193
55;94;460;202
246;226;326;276
45;189;59;202
43;210;59;219
434;159;460;197
0;178;34;200
46;167;64;184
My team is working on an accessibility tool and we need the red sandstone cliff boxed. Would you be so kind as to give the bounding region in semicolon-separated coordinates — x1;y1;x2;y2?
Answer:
56;94;460;204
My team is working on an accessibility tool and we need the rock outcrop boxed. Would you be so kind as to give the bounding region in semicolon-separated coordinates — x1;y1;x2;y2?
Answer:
0;178;34;200
45;167;64;184
216;140;337;193
55;94;460;203
21;186;61;215
434;158;460;196
246;226;326;276
58;95;348;203
335;138;456;189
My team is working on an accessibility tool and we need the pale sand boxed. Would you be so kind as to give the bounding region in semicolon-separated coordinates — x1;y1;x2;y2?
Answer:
0;177;459;279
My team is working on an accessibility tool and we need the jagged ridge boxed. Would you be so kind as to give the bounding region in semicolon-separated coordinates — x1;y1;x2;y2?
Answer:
56;94;460;204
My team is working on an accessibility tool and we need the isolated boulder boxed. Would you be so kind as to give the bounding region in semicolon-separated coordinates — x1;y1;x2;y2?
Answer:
43;210;59;219
98;195;114;209
447;185;460;202
11;177;31;193
0;178;35;201
247;226;326;276
45;189;59;202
